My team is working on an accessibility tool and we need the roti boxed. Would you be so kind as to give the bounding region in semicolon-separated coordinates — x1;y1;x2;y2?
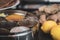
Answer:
0;0;16;8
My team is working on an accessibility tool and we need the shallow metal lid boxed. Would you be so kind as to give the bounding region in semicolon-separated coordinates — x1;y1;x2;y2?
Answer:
10;26;30;33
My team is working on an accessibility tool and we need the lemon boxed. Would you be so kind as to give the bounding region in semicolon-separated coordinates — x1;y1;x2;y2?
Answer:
51;26;60;40
41;20;57;33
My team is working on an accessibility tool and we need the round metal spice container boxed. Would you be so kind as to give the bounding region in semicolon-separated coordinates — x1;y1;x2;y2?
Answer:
0;26;33;40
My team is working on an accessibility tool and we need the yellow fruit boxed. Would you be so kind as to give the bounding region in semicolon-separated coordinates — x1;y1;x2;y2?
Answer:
51;26;60;40
41;20;57;33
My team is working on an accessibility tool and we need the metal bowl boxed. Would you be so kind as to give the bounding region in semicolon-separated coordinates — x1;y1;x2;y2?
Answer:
0;26;33;40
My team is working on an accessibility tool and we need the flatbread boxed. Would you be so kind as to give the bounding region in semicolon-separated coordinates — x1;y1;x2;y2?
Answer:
5;0;17;7
0;0;16;8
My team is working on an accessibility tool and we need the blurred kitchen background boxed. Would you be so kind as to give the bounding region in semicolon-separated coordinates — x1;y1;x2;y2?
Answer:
14;0;60;12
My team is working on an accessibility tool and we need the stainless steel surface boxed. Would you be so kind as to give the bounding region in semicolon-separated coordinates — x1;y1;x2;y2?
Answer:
49;0;60;2
20;0;49;3
23;4;44;9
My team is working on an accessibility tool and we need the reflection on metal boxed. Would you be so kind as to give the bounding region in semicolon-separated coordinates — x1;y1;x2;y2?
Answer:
49;0;60;2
